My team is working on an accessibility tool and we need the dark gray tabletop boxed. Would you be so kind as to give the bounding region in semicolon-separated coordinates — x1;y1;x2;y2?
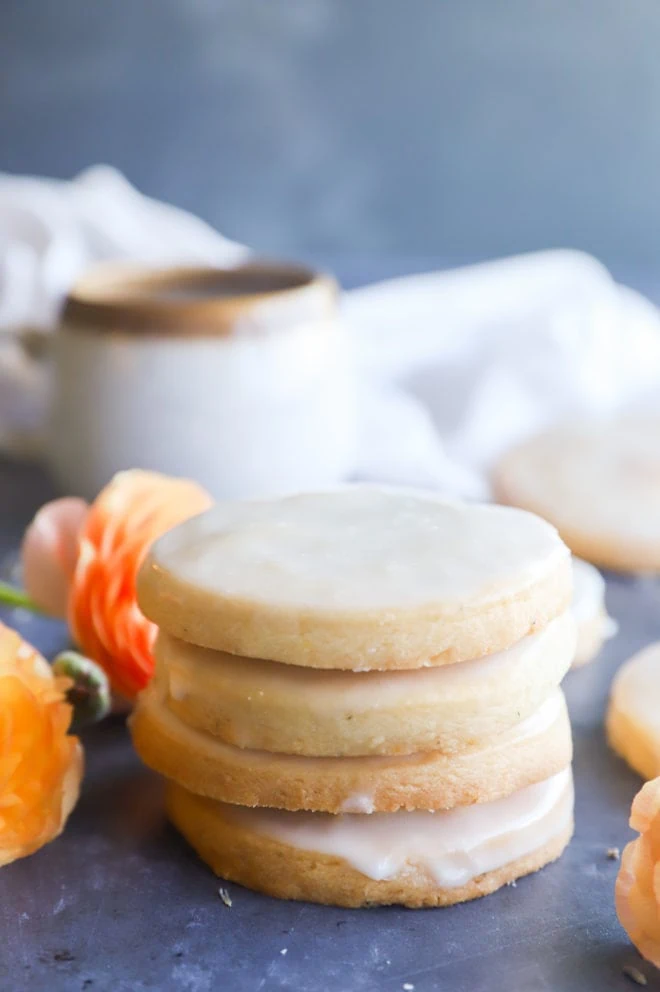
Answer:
1;456;659;992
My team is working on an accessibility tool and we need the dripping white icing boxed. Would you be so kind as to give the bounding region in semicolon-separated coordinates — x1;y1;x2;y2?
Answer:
227;769;573;887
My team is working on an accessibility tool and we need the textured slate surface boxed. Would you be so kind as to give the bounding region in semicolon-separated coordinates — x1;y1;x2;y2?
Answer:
1;456;660;992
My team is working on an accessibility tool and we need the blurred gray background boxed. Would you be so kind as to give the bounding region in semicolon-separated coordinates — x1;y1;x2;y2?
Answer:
2;0;659;269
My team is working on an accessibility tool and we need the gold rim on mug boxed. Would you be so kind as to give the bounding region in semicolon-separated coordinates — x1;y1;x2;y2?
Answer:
61;260;339;337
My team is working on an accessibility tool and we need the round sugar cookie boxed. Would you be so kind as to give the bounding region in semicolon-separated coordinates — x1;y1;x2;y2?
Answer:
607;642;660;779
131;686;572;813
493;416;660;573
571;558;617;668
154;611;575;756
166;769;574;907
138;487;571;670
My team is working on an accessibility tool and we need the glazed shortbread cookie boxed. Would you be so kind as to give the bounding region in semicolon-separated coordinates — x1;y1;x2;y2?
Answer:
133;486;576;907
154;612;576;756
131;687;572;813
166;768;574;908
493;416;660;573
571;558;617;667
607;643;660;779
138;488;571;670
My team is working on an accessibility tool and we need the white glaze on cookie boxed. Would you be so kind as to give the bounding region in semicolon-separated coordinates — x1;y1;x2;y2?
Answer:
148;487;567;612
226;769;573;887
571;557;617;665
157;612;575;755
161;613;573;712
135;683;566;813
140;486;571;670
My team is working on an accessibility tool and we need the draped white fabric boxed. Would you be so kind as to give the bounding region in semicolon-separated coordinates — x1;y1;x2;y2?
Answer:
2;166;660;497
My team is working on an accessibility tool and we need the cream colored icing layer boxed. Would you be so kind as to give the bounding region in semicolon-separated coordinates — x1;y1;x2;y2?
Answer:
572;557;616;631
142;683;563;774
572;557;605;622
148;487;568;613
571;557;617;665
160;612;575;729
226;768;573;887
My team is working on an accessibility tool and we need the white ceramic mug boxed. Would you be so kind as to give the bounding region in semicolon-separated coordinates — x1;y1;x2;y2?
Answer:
46;261;357;500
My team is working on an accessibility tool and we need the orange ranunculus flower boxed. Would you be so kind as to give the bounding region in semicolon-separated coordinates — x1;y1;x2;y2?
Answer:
616;776;660;967
68;470;212;699
21;471;212;699
0;622;82;867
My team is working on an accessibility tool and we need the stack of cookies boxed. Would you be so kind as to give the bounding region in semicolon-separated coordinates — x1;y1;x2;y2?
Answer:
131;487;576;908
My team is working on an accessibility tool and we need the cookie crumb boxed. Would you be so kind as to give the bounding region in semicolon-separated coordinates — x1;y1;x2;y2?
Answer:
218;887;232;908
607;847;620;861
623;964;647;986
402;984;415;991
506;880;517;888
280;948;287;956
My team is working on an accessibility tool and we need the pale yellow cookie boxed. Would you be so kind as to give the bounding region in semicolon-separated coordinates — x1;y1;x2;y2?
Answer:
166;768;574;907
138;487;571;670
571;558;617;667
607;642;660;779
493;416;660;573
131;685;572;813
154;611;575;756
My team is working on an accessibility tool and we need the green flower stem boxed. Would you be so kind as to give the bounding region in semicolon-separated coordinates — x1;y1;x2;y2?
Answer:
0;581;41;612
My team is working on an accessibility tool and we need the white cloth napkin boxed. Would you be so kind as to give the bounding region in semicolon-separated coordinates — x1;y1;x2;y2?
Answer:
345;254;660;497
3;165;660;497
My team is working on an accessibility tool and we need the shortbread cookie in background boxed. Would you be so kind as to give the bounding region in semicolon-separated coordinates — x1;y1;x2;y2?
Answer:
154;612;576;756
166;768;574;908
607;643;660;779
571;558;617;667
138;487;571;670
492;415;660;573
132;687;572;813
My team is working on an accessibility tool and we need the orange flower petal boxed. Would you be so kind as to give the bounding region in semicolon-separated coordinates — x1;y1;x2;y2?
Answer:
21;498;89;618
616;777;660;967
68;470;212;698
0;622;83;866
